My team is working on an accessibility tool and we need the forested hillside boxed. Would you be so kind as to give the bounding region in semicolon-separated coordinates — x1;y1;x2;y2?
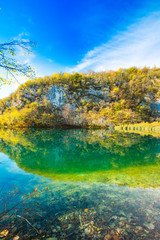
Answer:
0;67;160;128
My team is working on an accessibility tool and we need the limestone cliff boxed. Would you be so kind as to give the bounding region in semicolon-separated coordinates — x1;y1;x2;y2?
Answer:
0;69;159;128
0;73;110;127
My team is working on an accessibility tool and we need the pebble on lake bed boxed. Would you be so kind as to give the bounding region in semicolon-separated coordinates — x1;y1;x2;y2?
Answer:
13;236;19;240
0;229;9;237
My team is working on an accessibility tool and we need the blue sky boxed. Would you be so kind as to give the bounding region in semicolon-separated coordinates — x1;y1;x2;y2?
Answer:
0;0;160;98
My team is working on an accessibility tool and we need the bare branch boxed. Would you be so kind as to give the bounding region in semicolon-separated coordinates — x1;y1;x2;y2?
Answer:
0;39;36;86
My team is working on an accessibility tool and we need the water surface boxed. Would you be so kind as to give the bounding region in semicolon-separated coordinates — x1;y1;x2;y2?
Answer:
0;129;160;239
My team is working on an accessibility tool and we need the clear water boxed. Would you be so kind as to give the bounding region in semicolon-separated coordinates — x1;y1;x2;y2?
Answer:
0;129;160;239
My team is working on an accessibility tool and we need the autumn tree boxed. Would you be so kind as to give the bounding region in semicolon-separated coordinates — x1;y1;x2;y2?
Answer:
0;40;36;86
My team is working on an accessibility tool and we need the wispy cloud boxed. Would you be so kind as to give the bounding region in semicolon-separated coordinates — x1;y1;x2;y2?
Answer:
69;12;160;72
17;31;31;38
11;31;36;71
21;13;34;25
0;32;37;99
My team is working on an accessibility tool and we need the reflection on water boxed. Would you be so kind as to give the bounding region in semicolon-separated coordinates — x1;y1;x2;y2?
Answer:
0;129;159;188
0;129;160;239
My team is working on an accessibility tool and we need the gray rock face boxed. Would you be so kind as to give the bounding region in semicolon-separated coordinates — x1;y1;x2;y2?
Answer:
83;87;109;103
151;100;160;116
46;86;65;107
0;83;159;120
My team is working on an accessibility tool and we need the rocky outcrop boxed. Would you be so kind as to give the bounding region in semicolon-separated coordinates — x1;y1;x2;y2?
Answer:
151;100;160;117
1;83;109;113
0;78;110;127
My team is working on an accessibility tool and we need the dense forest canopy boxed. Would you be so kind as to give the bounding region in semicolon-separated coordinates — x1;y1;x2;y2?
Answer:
0;67;160;128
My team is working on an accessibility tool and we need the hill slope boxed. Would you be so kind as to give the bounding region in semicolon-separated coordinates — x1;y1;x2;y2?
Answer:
0;67;160;128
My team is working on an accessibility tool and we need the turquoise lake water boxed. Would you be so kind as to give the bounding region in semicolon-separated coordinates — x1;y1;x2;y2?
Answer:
0;129;160;239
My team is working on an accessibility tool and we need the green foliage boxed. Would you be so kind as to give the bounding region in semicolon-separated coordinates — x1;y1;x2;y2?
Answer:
0;67;160;128
0;101;59;128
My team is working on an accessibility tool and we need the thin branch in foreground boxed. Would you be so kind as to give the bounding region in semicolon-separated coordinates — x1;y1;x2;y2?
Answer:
17;215;40;234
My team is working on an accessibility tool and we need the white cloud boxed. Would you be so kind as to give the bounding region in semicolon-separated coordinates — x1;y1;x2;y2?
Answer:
17;31;30;38
14;33;36;66
69;12;160;72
